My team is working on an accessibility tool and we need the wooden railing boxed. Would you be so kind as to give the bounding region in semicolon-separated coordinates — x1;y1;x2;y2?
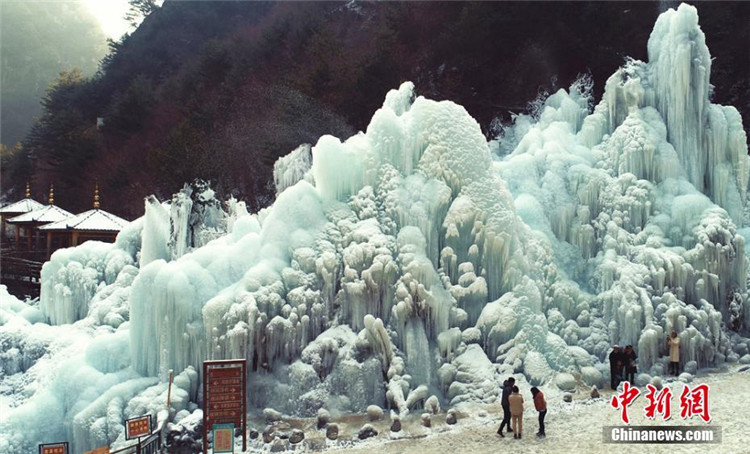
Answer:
0;255;43;298
109;417;165;454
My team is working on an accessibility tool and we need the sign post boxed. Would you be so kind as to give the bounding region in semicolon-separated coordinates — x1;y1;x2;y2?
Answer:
203;359;247;454
38;442;68;454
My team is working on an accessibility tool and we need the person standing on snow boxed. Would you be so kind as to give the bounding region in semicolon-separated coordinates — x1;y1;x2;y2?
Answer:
623;345;637;384
667;331;681;376
496;377;515;437
530;386;547;438
509;385;525;439
609;345;624;389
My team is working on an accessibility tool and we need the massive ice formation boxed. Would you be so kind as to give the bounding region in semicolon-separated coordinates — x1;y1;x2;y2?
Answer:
2;4;750;453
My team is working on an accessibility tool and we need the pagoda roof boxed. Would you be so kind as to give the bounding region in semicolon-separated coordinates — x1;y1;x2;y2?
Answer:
38;208;128;232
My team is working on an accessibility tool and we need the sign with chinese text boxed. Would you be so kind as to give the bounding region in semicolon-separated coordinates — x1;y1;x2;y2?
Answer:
203;359;247;453
125;414;152;440
212;423;235;453
38;442;68;454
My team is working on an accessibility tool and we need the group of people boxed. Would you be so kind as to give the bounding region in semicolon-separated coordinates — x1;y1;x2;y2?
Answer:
491;331;684;440
608;344;638;389
496;377;547;439
609;330;682;389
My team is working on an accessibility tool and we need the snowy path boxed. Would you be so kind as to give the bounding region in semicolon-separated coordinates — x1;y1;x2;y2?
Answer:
242;366;749;454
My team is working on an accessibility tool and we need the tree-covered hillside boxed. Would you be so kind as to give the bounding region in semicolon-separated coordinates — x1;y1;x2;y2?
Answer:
2;1;748;218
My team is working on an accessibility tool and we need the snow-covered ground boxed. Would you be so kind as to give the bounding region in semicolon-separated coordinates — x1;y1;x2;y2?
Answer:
238;366;748;454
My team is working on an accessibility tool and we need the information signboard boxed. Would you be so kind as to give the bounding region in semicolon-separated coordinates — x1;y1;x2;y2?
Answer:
125;414;152;440
38;442;68;454
203;359;247;453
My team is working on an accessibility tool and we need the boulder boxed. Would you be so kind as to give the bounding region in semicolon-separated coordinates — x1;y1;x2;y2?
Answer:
262;425;275;444
390;417;402;432
290;429;304;444
421;413;431;428
317;408;330;429
270;439;287;452
326;424;339;440
590;386;600;399
367;405;384;421
358;424;378;440
264;408;283;423
563;393;573;403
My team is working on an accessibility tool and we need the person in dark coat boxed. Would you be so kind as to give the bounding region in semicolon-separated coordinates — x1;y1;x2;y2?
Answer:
531;386;547;438
496;377;515;436
609;345;623;389
623;345;637;384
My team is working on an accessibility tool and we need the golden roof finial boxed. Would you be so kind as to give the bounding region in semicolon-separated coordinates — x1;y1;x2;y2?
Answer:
49;184;55;205
25;182;31;198
93;183;100;209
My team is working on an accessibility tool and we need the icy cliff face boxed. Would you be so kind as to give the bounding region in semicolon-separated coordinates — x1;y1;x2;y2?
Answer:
2;4;750;453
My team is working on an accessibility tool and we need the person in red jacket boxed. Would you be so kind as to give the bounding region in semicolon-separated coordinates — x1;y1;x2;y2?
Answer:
530;386;547;437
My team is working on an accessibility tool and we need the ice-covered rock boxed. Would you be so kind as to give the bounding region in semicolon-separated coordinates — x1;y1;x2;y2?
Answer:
316;408;330;428
555;373;577;391
678;372;693;383
390;416;402;432
446;409;458;424
367;404;384;421
425;395;440;414
581;366;603;388
358;424;378;439
264;408;283;422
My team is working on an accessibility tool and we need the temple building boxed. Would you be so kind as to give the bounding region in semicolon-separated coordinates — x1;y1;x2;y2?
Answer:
38;185;129;258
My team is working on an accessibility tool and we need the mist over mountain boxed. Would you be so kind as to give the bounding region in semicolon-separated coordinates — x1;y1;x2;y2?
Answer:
1;1;747;218
0;0;109;148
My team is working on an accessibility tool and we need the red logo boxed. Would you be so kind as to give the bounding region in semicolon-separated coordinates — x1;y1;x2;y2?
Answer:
610;381;641;424
644;384;672;421
679;384;711;423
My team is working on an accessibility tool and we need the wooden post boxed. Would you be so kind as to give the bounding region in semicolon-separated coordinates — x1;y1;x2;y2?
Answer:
71;231;79;247
46;232;52;258
166;369;174;411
